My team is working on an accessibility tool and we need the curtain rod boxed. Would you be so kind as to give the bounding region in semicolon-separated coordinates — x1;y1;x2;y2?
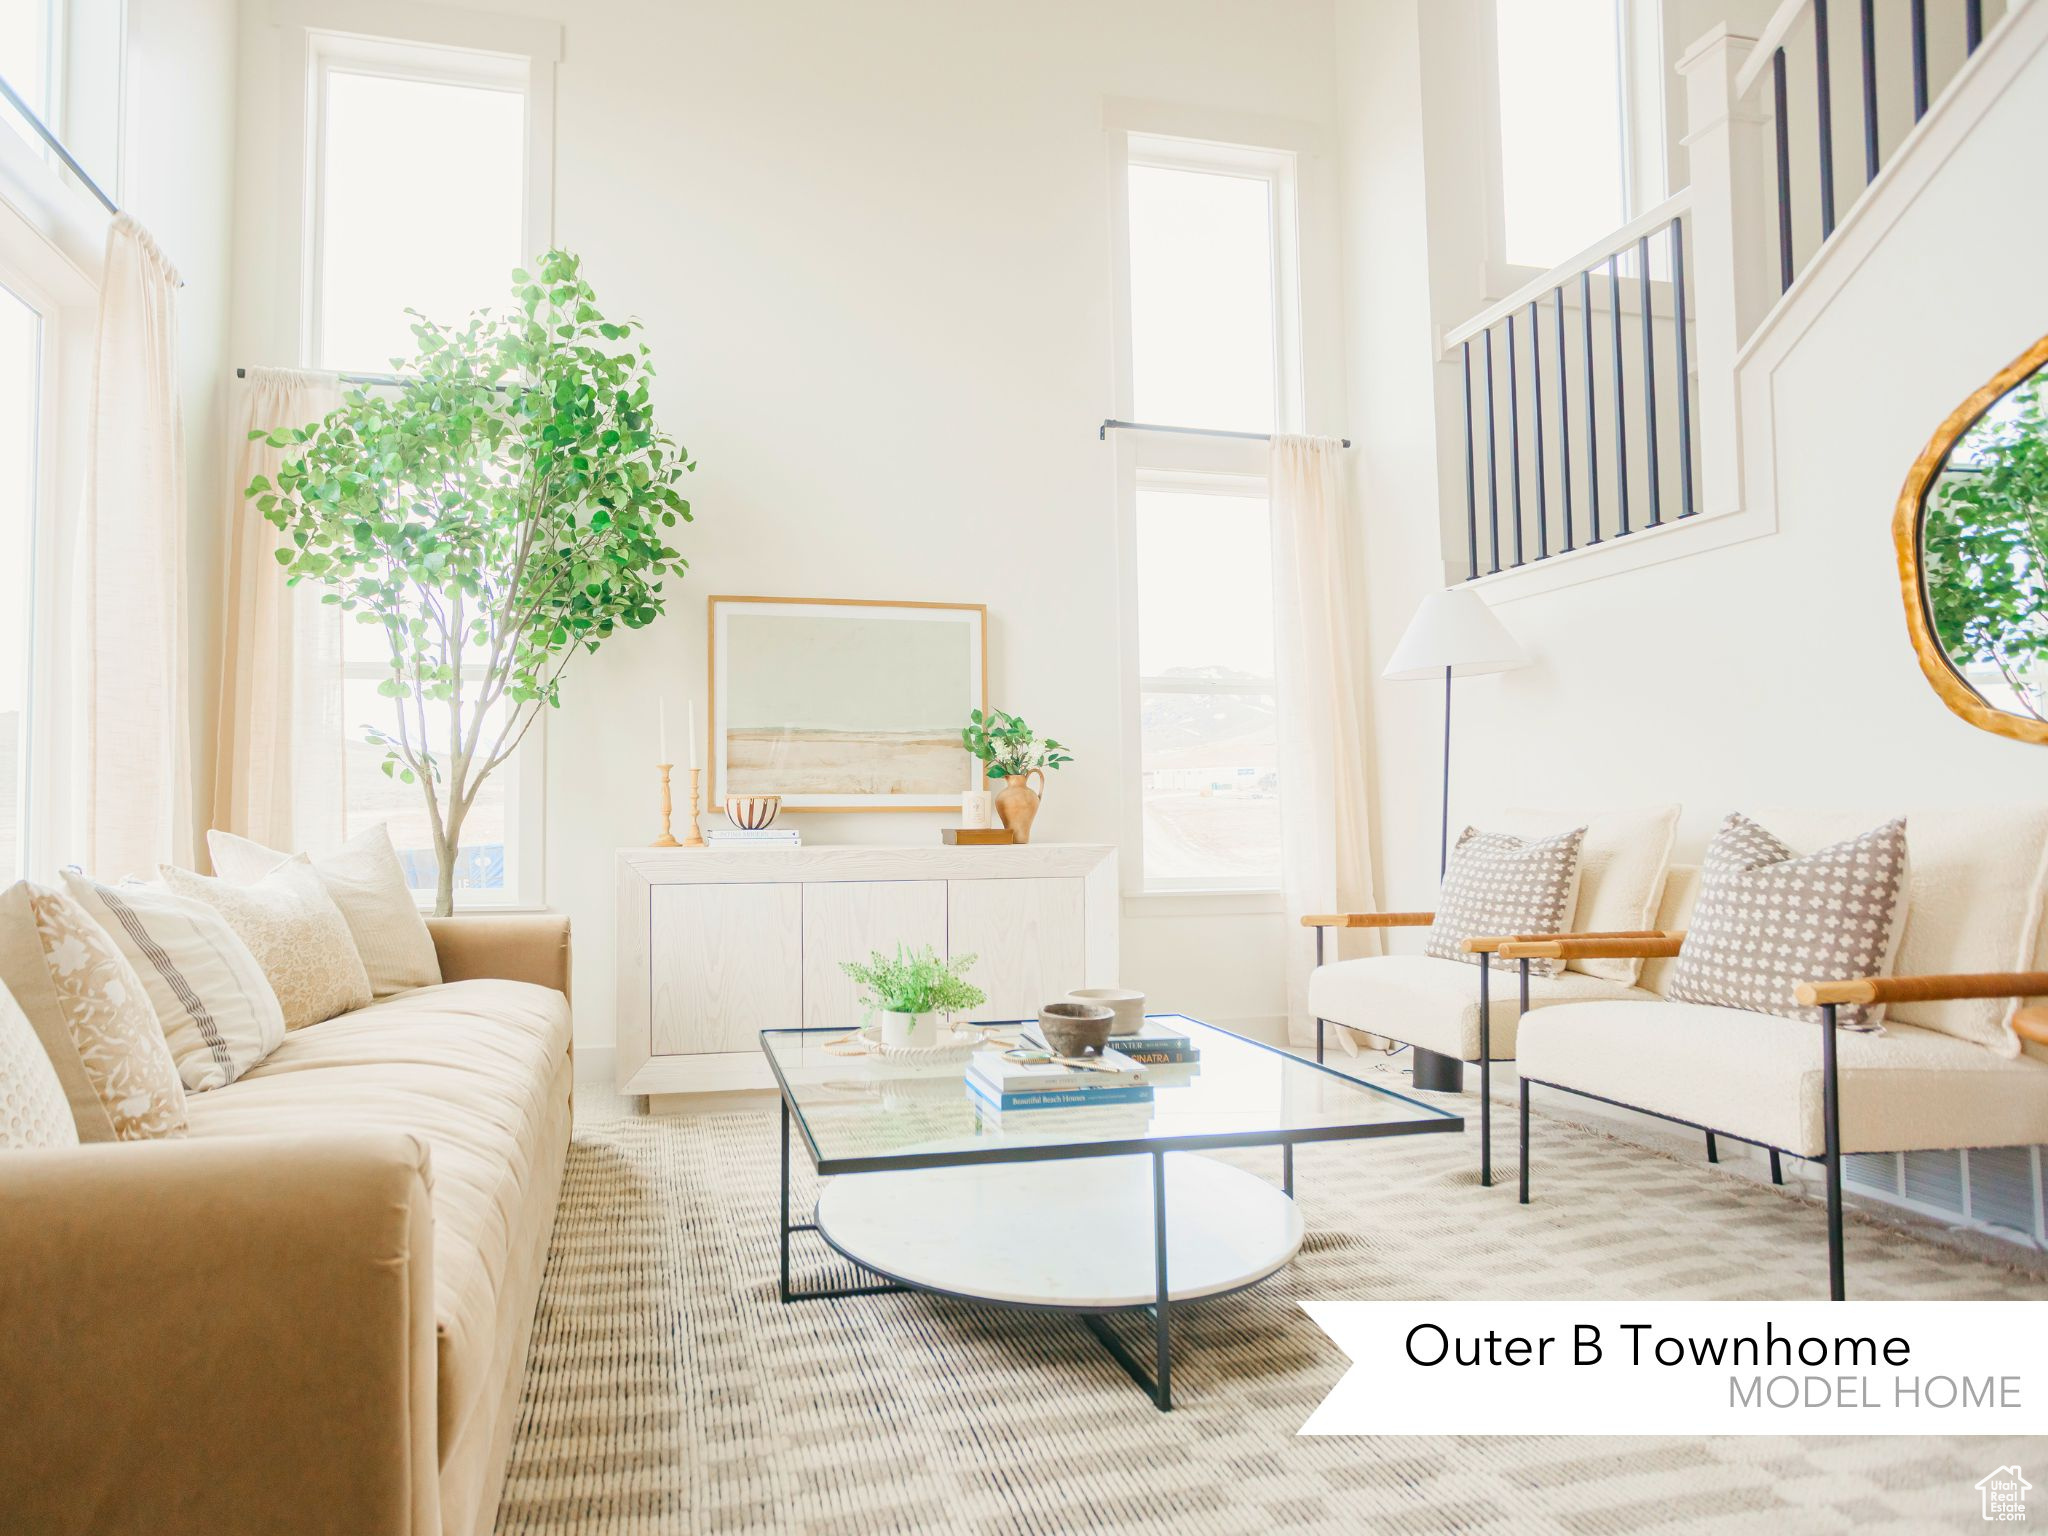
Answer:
0;71;117;216
1100;418;1352;449
233;367;516;391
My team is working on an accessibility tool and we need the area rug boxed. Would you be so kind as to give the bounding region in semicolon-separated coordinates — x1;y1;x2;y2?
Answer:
495;1096;2045;1535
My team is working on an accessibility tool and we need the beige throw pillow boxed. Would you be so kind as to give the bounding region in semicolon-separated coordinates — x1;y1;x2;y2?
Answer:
61;869;286;1090
1426;825;1588;978
0;981;78;1150
160;858;372;1029
1667;814;1910;1034
208;825;441;997
0;881;187;1142
1499;805;1681;984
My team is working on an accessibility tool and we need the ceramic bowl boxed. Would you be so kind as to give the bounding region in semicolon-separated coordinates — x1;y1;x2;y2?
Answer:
1038;1001;1114;1059
1067;987;1144;1034
722;794;781;830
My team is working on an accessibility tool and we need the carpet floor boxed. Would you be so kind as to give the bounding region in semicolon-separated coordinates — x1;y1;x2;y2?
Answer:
494;1092;2047;1535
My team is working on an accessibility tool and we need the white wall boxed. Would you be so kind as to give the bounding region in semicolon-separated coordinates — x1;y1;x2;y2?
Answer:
227;0;1350;1052
1344;1;2048;910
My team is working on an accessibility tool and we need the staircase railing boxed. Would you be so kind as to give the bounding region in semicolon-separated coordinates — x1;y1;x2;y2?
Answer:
1444;195;1697;580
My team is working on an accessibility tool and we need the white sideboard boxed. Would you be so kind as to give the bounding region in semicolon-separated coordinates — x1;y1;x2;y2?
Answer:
615;844;1119;1096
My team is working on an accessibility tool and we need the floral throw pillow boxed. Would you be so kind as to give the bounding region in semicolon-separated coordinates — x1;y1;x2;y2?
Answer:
160;857;372;1029
3;882;188;1141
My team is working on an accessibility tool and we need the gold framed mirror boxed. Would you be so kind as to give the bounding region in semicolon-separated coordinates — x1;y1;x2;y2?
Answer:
1895;333;2048;744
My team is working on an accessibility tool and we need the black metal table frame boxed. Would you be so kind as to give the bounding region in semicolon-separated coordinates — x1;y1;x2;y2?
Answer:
763;1020;1462;1410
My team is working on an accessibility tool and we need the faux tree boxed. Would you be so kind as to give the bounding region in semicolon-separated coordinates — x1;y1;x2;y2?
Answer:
247;250;694;912
1922;367;2048;720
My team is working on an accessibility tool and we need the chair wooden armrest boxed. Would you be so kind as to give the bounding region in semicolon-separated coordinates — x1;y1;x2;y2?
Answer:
1794;971;2048;1007
1497;932;1686;961
1299;912;1435;929
1460;929;1663;955
2014;1006;2048;1048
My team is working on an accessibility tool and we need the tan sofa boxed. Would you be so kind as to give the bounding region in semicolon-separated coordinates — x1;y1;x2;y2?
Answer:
0;913;573;1536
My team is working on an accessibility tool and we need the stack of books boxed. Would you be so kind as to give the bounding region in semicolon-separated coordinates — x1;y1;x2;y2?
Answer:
705;827;801;849
966;1049;1153;1113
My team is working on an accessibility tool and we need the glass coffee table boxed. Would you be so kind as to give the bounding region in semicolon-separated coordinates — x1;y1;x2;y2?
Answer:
761;1015;1461;1409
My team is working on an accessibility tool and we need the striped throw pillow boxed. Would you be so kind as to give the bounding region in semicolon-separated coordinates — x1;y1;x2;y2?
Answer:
60;869;286;1090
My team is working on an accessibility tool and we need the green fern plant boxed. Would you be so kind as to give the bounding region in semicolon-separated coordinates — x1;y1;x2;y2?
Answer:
838;944;986;1015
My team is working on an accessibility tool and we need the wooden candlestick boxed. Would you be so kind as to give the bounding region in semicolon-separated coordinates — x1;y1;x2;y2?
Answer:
653;764;680;847
679;766;708;847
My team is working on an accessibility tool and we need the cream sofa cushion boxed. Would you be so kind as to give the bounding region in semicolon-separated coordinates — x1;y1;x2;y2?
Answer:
1756;807;2048;1057
60;869;285;1090
183;977;571;1536
0;881;188;1141
1519;999;2048;1158
162;857;373;1029
1499;805;1681;984
1308;953;1656;1061
0;982;77;1149
209;825;442;998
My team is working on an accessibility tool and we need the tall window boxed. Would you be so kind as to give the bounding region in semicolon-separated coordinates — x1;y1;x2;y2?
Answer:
0;0;58;158
0;281;38;881
1115;133;1299;893
1493;0;1666;269
304;33;539;903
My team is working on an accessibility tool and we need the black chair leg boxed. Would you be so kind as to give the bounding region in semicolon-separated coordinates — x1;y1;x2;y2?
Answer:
1705;1131;1719;1164
1479;978;1492;1187
1769;1148;1784;1185
1518;1079;1531;1204
1821;1002;1846;1301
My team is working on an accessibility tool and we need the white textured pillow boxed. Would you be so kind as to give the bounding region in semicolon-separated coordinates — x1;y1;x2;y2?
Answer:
60;869;285;1090
1499;805;1681;984
159;858;372;1030
0;982;77;1150
208;825;441;997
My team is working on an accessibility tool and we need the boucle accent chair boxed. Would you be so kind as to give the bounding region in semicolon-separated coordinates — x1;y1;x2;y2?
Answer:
0;913;574;1536
1512;808;2048;1301
1303;806;1683;1186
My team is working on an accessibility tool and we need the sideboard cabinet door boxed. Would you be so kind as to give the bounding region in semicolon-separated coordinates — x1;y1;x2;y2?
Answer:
651;883;802;1054
801;880;948;1030
946;877;1085;1022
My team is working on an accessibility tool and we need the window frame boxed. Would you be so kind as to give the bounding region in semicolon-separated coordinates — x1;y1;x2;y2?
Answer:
1480;0;1672;293
1108;117;1310;900
276;1;560;908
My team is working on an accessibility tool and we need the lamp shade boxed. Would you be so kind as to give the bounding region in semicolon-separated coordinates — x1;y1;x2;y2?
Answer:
1382;587;1529;681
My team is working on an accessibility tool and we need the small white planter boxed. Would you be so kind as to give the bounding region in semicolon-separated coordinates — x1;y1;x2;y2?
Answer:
877;1009;942;1050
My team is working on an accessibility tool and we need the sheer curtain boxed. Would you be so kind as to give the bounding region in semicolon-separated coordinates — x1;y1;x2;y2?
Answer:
211;368;346;855
82;215;192;878
1269;435;1379;1050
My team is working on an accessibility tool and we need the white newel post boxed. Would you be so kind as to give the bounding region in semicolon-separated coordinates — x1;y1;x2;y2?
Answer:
1677;26;1772;519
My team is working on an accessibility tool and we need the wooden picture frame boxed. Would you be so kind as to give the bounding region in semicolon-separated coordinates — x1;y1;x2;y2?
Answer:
1894;332;2048;746
708;596;988;812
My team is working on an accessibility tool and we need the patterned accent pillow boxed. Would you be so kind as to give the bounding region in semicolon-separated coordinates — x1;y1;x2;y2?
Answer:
61;869;286;1091
1426;825;1588;978
0;981;78;1150
160;857;372;1030
1666;813;1909;1032
0;881;188;1141
208;825;442;998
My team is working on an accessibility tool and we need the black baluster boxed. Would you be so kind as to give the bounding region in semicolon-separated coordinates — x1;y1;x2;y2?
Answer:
1554;286;1574;552
1910;0;1929;120
1638;234;1661;527
1581;268;1601;544
1670;217;1696;520
1774;48;1794;291
1529;299;1547;560
1506;311;1524;566
1483;326;1501;574
1816;0;1837;239
1461;340;1479;580
1967;0;1983;51
1609;255;1630;536
1859;0;1879;183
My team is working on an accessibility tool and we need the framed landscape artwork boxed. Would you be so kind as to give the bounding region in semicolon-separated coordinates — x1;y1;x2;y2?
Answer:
709;596;988;811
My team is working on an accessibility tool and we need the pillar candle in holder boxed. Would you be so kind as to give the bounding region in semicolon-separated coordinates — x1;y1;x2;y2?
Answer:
960;790;990;828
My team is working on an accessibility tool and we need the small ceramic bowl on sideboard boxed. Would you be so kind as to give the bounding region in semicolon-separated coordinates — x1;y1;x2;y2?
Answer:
722;794;781;830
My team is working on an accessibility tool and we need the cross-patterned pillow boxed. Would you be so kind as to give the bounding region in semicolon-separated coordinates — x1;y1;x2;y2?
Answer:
1426;826;1588;978
1666;813;1909;1032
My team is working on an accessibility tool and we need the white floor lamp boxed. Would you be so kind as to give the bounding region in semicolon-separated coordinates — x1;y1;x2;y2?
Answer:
1381;587;1528;1092
1383;586;1530;879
